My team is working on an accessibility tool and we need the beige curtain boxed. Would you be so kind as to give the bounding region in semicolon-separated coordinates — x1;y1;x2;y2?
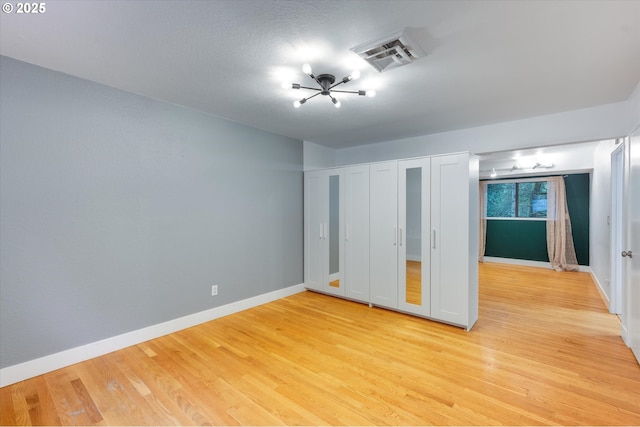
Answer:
546;176;579;271
479;181;488;262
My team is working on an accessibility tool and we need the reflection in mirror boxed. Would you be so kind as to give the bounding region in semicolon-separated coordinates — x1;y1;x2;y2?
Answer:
406;168;421;304
329;174;340;288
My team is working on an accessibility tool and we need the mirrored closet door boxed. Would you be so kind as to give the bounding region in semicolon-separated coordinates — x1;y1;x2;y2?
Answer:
325;171;345;296
398;158;431;316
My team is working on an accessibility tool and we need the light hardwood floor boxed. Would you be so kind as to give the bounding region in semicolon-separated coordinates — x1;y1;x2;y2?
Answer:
2;263;639;425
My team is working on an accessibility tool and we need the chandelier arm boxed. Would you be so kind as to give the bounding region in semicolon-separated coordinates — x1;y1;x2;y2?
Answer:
304;91;323;101
329;79;347;90
308;74;323;87
298;86;321;91
331;89;362;94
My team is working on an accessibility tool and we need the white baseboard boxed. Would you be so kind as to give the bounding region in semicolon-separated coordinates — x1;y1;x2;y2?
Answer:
589;272;611;309
483;256;591;273
406;254;421;262
618;324;639;365
0;283;305;387
622;323;629;345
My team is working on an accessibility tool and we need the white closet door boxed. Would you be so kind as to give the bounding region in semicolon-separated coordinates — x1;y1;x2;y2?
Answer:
370;161;398;309
344;165;370;302
398;158;431;316
430;153;470;326
304;170;326;291
324;170;345;296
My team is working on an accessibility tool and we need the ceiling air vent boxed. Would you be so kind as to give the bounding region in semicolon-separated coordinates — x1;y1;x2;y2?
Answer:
351;28;426;73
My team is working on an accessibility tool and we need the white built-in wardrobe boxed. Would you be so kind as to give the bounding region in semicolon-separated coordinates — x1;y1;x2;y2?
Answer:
304;152;479;330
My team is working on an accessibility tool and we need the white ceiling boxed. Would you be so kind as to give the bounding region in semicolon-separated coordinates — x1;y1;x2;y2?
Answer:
1;0;639;149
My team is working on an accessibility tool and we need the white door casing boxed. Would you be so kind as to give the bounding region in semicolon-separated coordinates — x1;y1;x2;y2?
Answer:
611;143;624;315
622;128;640;364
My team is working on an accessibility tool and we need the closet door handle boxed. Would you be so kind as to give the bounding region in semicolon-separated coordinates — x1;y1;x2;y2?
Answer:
345;224;350;242
432;229;436;249
394;227;397;246
399;227;403;246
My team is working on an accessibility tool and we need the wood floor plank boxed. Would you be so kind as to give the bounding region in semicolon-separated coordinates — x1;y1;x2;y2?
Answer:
73;355;152;425
69;378;102;424
136;339;241;425
43;370;96;426
0;382;17;426
114;346;201;426
9;383;30;426
23;376;61;426
2;263;640;425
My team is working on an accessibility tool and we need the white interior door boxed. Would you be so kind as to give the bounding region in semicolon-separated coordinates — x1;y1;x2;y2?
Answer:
610;144;624;315
622;128;640;364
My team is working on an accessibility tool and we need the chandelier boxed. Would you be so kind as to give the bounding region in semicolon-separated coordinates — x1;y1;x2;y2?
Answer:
287;63;376;108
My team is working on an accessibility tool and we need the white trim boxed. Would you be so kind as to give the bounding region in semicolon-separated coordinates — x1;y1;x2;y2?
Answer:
610;143;625;315
486;217;546;221
590;271;611;309
328;272;340;282
0;283;305;387
406;254;422;262
482;176;551;184
632;347;640;366
480;169;593;180
483;256;591;272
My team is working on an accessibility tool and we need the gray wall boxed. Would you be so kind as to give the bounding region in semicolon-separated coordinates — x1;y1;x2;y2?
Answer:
0;56;303;368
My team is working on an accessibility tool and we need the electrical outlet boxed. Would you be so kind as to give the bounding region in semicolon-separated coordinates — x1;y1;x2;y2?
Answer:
211;285;218;296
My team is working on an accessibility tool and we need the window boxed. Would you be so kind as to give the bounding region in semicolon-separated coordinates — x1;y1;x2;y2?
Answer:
486;180;548;219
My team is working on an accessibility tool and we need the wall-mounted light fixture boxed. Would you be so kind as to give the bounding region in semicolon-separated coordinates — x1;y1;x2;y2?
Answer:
482;161;555;178
532;162;554;169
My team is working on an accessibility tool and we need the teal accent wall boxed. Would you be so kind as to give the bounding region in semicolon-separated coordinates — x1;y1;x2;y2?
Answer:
485;220;548;261
484;173;590;265
565;174;590;265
